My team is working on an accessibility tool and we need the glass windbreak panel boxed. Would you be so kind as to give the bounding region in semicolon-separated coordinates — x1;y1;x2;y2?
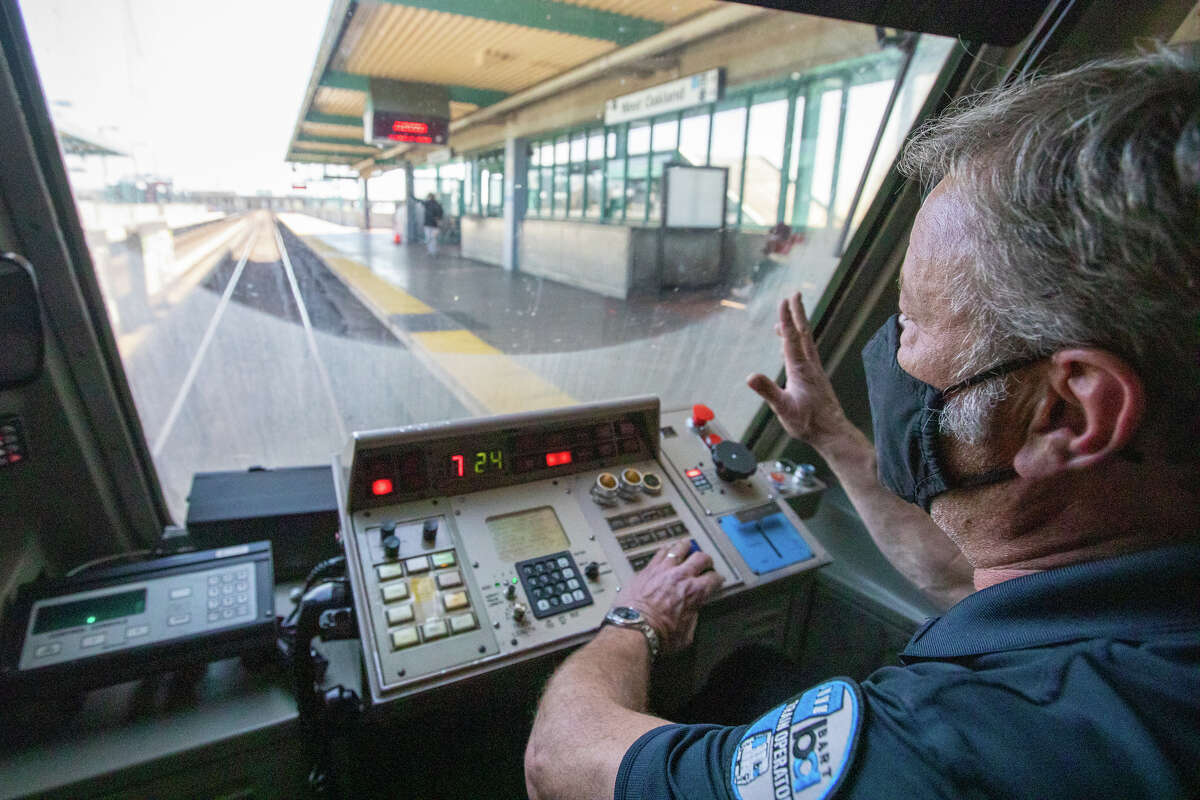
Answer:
17;0;955;519
527;169;540;214
743;99;789;228
679;113;711;166
568;165;585;218
553;165;568;216
570;134;587;163
605;160;626;221
585;165;603;218
625;155;649;223
651;118;679;153
628;123;651;156
710;105;748;224
588;132;605;162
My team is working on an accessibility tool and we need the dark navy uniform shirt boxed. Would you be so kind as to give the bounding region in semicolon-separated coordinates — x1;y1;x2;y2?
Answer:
616;543;1200;800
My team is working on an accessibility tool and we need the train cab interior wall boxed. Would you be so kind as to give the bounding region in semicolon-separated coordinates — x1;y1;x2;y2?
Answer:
0;0;1197;797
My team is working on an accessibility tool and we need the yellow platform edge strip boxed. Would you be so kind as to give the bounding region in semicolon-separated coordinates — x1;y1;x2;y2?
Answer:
282;223;576;415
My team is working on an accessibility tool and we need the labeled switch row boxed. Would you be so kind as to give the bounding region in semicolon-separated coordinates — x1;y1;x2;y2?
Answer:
376;550;456;581
379;580;469;612
390;612;478;650
607;503;677;531
618;522;688;551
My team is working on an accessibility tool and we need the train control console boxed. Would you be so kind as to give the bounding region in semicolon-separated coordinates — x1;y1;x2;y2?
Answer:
334;396;829;708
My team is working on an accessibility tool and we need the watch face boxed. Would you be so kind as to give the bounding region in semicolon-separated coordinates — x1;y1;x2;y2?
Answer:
612;606;640;622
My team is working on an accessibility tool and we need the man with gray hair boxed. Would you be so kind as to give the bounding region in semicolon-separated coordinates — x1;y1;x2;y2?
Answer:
525;46;1199;800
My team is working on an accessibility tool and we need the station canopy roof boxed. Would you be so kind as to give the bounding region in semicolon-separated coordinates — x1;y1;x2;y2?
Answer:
284;0;722;173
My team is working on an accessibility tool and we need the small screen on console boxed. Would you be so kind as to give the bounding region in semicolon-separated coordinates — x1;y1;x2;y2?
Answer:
486;506;570;563
33;588;147;634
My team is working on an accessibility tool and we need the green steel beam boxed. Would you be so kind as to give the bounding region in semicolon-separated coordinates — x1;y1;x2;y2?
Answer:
375;0;662;45
305;111;362;127
287;153;361;164
319;71;369;92
448;86;509;107
319;71;508;107
296;135;379;150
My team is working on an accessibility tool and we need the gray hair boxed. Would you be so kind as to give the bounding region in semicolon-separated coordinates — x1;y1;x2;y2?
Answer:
898;45;1200;448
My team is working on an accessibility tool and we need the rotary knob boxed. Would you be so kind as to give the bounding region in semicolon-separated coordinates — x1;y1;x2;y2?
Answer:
382;535;401;560
712;440;757;481
512;603;528;623
505;583;517;600
584;561;600;581
380;520;397;545
422;517;439;544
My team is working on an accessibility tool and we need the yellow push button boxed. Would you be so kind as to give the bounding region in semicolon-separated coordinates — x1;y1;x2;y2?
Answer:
381;582;409;603
386;604;414;625
442;591;469;611
377;563;404;581
422;618;448;640
390;626;419;650
431;551;457;569
449;612;477;634
436;570;463;589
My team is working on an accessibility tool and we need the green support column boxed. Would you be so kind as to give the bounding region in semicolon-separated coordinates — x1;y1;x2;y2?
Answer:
790;83;822;232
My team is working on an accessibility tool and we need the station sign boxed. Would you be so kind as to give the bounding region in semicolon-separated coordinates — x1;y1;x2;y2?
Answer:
364;78;451;147
604;68;723;125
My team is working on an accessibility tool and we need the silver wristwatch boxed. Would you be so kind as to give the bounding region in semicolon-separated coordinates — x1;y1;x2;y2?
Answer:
602;606;660;661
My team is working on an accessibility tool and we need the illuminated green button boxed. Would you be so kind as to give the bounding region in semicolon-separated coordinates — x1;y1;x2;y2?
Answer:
390;626;419;650
386;604;414;625
431;551;456;569
381;582;409;603
377;563;404;581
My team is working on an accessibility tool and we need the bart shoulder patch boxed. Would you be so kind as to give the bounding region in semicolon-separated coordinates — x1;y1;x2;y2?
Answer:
729;678;864;800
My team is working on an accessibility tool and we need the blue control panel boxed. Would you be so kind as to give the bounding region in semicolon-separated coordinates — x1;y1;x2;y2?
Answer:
717;511;814;575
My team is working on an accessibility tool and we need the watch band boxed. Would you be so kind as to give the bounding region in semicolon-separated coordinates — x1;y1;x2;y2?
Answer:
602;606;660;662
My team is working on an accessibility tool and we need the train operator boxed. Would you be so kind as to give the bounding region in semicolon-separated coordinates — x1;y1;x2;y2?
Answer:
525;46;1200;800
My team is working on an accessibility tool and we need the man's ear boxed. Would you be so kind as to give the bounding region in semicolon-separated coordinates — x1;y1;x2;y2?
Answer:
1013;349;1145;479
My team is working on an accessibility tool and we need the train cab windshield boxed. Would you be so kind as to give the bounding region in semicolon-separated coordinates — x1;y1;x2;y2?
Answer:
1;0;1197;798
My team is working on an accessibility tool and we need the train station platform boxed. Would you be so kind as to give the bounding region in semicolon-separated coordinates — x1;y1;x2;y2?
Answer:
275;212;787;424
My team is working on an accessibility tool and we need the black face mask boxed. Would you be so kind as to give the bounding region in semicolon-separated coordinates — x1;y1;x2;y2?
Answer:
861;314;1041;512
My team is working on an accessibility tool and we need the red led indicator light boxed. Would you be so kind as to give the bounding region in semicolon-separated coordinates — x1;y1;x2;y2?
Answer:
371;478;394;496
685;468;703;478
545;450;573;467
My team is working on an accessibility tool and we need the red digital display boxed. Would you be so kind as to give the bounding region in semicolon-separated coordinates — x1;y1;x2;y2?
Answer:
545;450;573;467
685;468;703;478
451;454;465;477
392;120;429;134
371;478;394;496
370;111;449;146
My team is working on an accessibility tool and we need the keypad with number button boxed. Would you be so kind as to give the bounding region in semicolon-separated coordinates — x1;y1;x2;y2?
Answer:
515;551;594;619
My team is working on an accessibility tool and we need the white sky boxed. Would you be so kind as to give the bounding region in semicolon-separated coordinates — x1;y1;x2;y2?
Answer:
19;0;336;195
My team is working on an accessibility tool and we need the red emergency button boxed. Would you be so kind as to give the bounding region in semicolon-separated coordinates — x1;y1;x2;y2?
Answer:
691;404;715;428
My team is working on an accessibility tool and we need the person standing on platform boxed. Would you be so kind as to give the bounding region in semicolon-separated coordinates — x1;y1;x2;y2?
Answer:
419;192;444;256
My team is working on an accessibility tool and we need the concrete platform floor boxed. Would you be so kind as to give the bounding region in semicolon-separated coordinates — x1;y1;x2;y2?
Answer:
278;213;840;430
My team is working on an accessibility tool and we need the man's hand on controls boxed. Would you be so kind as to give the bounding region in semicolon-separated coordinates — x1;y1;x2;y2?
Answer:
747;291;850;450
615;541;724;655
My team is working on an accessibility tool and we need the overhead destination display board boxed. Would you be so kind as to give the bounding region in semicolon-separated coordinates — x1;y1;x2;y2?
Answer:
369;112;449;146
365;78;451;147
